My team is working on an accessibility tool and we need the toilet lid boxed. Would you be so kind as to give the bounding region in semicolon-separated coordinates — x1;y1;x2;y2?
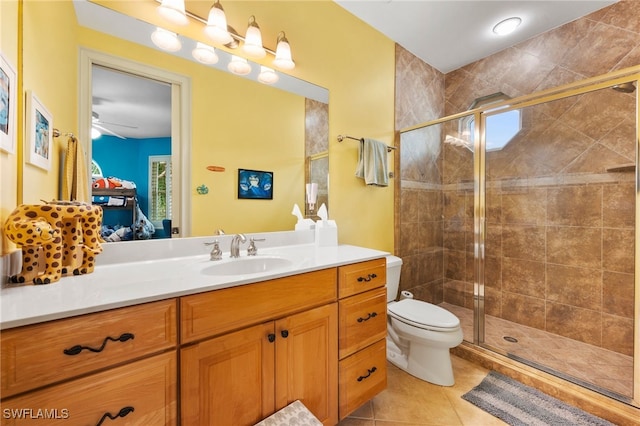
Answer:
388;299;460;331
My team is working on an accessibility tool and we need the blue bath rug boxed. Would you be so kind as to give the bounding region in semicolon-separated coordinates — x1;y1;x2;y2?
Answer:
462;371;615;426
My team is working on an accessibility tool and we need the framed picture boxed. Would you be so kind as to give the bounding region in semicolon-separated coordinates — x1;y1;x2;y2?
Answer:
0;52;17;154
238;168;273;200
26;91;53;170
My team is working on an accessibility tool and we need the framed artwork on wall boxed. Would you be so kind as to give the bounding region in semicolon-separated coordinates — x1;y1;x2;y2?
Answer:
0;52;17;154
26;91;53;171
238;169;273;200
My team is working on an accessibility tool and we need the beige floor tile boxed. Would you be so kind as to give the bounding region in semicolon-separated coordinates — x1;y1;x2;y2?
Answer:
341;359;505;426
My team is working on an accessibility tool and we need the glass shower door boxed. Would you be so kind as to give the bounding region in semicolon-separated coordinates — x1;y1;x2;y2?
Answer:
481;83;637;399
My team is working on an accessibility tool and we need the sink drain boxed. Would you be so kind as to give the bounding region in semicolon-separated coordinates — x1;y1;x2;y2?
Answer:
503;336;518;343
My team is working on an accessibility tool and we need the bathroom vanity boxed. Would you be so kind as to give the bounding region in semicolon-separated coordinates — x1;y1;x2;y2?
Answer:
0;233;388;425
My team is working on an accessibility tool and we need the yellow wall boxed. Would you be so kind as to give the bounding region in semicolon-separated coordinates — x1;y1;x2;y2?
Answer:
1;0;19;255
22;0;78;204
3;0;396;253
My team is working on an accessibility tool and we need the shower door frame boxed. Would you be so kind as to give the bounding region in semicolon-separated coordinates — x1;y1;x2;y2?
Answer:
399;65;640;406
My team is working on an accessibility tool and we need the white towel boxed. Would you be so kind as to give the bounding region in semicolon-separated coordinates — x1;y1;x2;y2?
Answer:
355;138;389;187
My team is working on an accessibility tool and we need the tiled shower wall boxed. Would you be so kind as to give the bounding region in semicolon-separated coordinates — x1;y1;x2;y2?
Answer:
395;0;638;356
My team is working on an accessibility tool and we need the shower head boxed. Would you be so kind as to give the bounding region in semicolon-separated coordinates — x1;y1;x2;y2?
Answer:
612;82;636;93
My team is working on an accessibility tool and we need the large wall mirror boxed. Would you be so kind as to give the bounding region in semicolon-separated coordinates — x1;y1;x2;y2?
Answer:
44;0;329;242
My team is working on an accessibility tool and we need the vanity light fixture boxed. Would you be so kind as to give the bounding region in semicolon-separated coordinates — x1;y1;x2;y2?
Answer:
192;42;219;64
154;0;296;71
204;0;234;45
492;17;522;36
157;0;188;26
228;55;251;75
242;15;266;58
151;27;182;52
258;66;279;85
273;32;295;70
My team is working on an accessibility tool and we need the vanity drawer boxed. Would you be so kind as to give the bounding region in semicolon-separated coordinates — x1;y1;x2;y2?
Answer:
1;299;177;398
1;351;176;425
338;258;386;298
338;339;387;420
181;268;337;343
339;287;387;359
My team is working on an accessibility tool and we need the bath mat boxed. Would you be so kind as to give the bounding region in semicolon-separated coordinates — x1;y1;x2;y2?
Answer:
462;371;614;426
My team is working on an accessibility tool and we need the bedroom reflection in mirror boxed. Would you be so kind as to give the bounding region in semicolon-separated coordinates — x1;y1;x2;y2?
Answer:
91;65;172;242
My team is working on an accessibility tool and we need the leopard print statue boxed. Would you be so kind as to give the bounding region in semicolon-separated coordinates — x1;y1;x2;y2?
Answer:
4;202;104;284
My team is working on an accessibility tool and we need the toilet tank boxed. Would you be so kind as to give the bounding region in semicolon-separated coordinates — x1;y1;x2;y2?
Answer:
385;255;403;302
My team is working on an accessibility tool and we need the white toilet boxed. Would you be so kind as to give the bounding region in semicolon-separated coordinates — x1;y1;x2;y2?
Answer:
385;255;463;386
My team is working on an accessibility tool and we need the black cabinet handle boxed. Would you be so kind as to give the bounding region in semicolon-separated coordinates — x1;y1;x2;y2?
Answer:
357;273;377;283
96;406;134;426
357;312;378;323
357;366;377;382
63;333;135;356
281;330;289;338
268;333;276;343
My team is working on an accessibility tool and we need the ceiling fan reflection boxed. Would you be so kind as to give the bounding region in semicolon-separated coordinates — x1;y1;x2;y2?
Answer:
92;111;137;140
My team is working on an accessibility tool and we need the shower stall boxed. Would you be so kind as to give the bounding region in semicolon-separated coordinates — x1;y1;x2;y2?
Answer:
398;68;639;405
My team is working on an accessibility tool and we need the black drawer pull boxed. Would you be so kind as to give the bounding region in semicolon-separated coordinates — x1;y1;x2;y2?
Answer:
357;273;377;283
96;406;134;426
357;366;377;382
281;330;289;338
268;333;276;343
63;333;135;356
357;312;378;323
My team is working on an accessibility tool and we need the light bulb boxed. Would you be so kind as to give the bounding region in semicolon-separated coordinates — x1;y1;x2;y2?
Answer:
227;55;251;75
258;66;279;84
242;16;266;58
205;0;233;45
157;0;188;26
192;42;219;65
151;27;182;52
273;32;295;70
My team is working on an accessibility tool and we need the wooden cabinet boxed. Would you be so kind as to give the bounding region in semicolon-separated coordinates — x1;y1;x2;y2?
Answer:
0;257;387;426
337;258;388;420
1;352;177;425
0;299;178;425
180;272;338;426
1;299;177;398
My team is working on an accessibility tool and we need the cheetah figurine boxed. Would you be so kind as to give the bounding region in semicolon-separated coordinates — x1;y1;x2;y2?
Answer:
4;203;104;284
4;218;63;284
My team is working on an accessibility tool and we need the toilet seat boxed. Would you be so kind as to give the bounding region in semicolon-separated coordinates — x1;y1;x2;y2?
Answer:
388;299;460;332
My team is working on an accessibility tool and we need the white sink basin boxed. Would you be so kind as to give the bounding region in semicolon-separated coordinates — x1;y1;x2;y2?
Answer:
201;256;293;276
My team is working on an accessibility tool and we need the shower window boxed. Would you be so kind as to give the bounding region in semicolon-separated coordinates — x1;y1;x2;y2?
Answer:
462;92;522;151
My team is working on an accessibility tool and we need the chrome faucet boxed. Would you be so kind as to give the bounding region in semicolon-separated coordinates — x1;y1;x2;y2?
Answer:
230;233;247;258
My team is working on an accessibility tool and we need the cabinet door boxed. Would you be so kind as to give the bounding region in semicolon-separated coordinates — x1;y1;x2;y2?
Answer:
1;351;176;425
180;322;275;426
275;303;338;426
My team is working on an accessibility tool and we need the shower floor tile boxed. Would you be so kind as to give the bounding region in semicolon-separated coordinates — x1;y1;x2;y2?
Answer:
440;302;633;399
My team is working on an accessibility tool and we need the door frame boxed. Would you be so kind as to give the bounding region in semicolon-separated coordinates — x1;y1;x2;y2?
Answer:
78;48;191;237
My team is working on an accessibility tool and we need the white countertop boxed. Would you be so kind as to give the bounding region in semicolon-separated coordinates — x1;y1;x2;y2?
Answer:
1;238;388;330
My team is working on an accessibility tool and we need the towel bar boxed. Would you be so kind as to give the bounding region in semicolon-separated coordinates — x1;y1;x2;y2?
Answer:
337;134;396;152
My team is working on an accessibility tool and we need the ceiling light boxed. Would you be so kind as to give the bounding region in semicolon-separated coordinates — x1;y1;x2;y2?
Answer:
273;32;295;70
157;0;188;26
242;16;266;58
205;0;233;45
492;17;522;36
151;27;182;52
258;66;279;85
192;42;219;64
227;55;251;75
